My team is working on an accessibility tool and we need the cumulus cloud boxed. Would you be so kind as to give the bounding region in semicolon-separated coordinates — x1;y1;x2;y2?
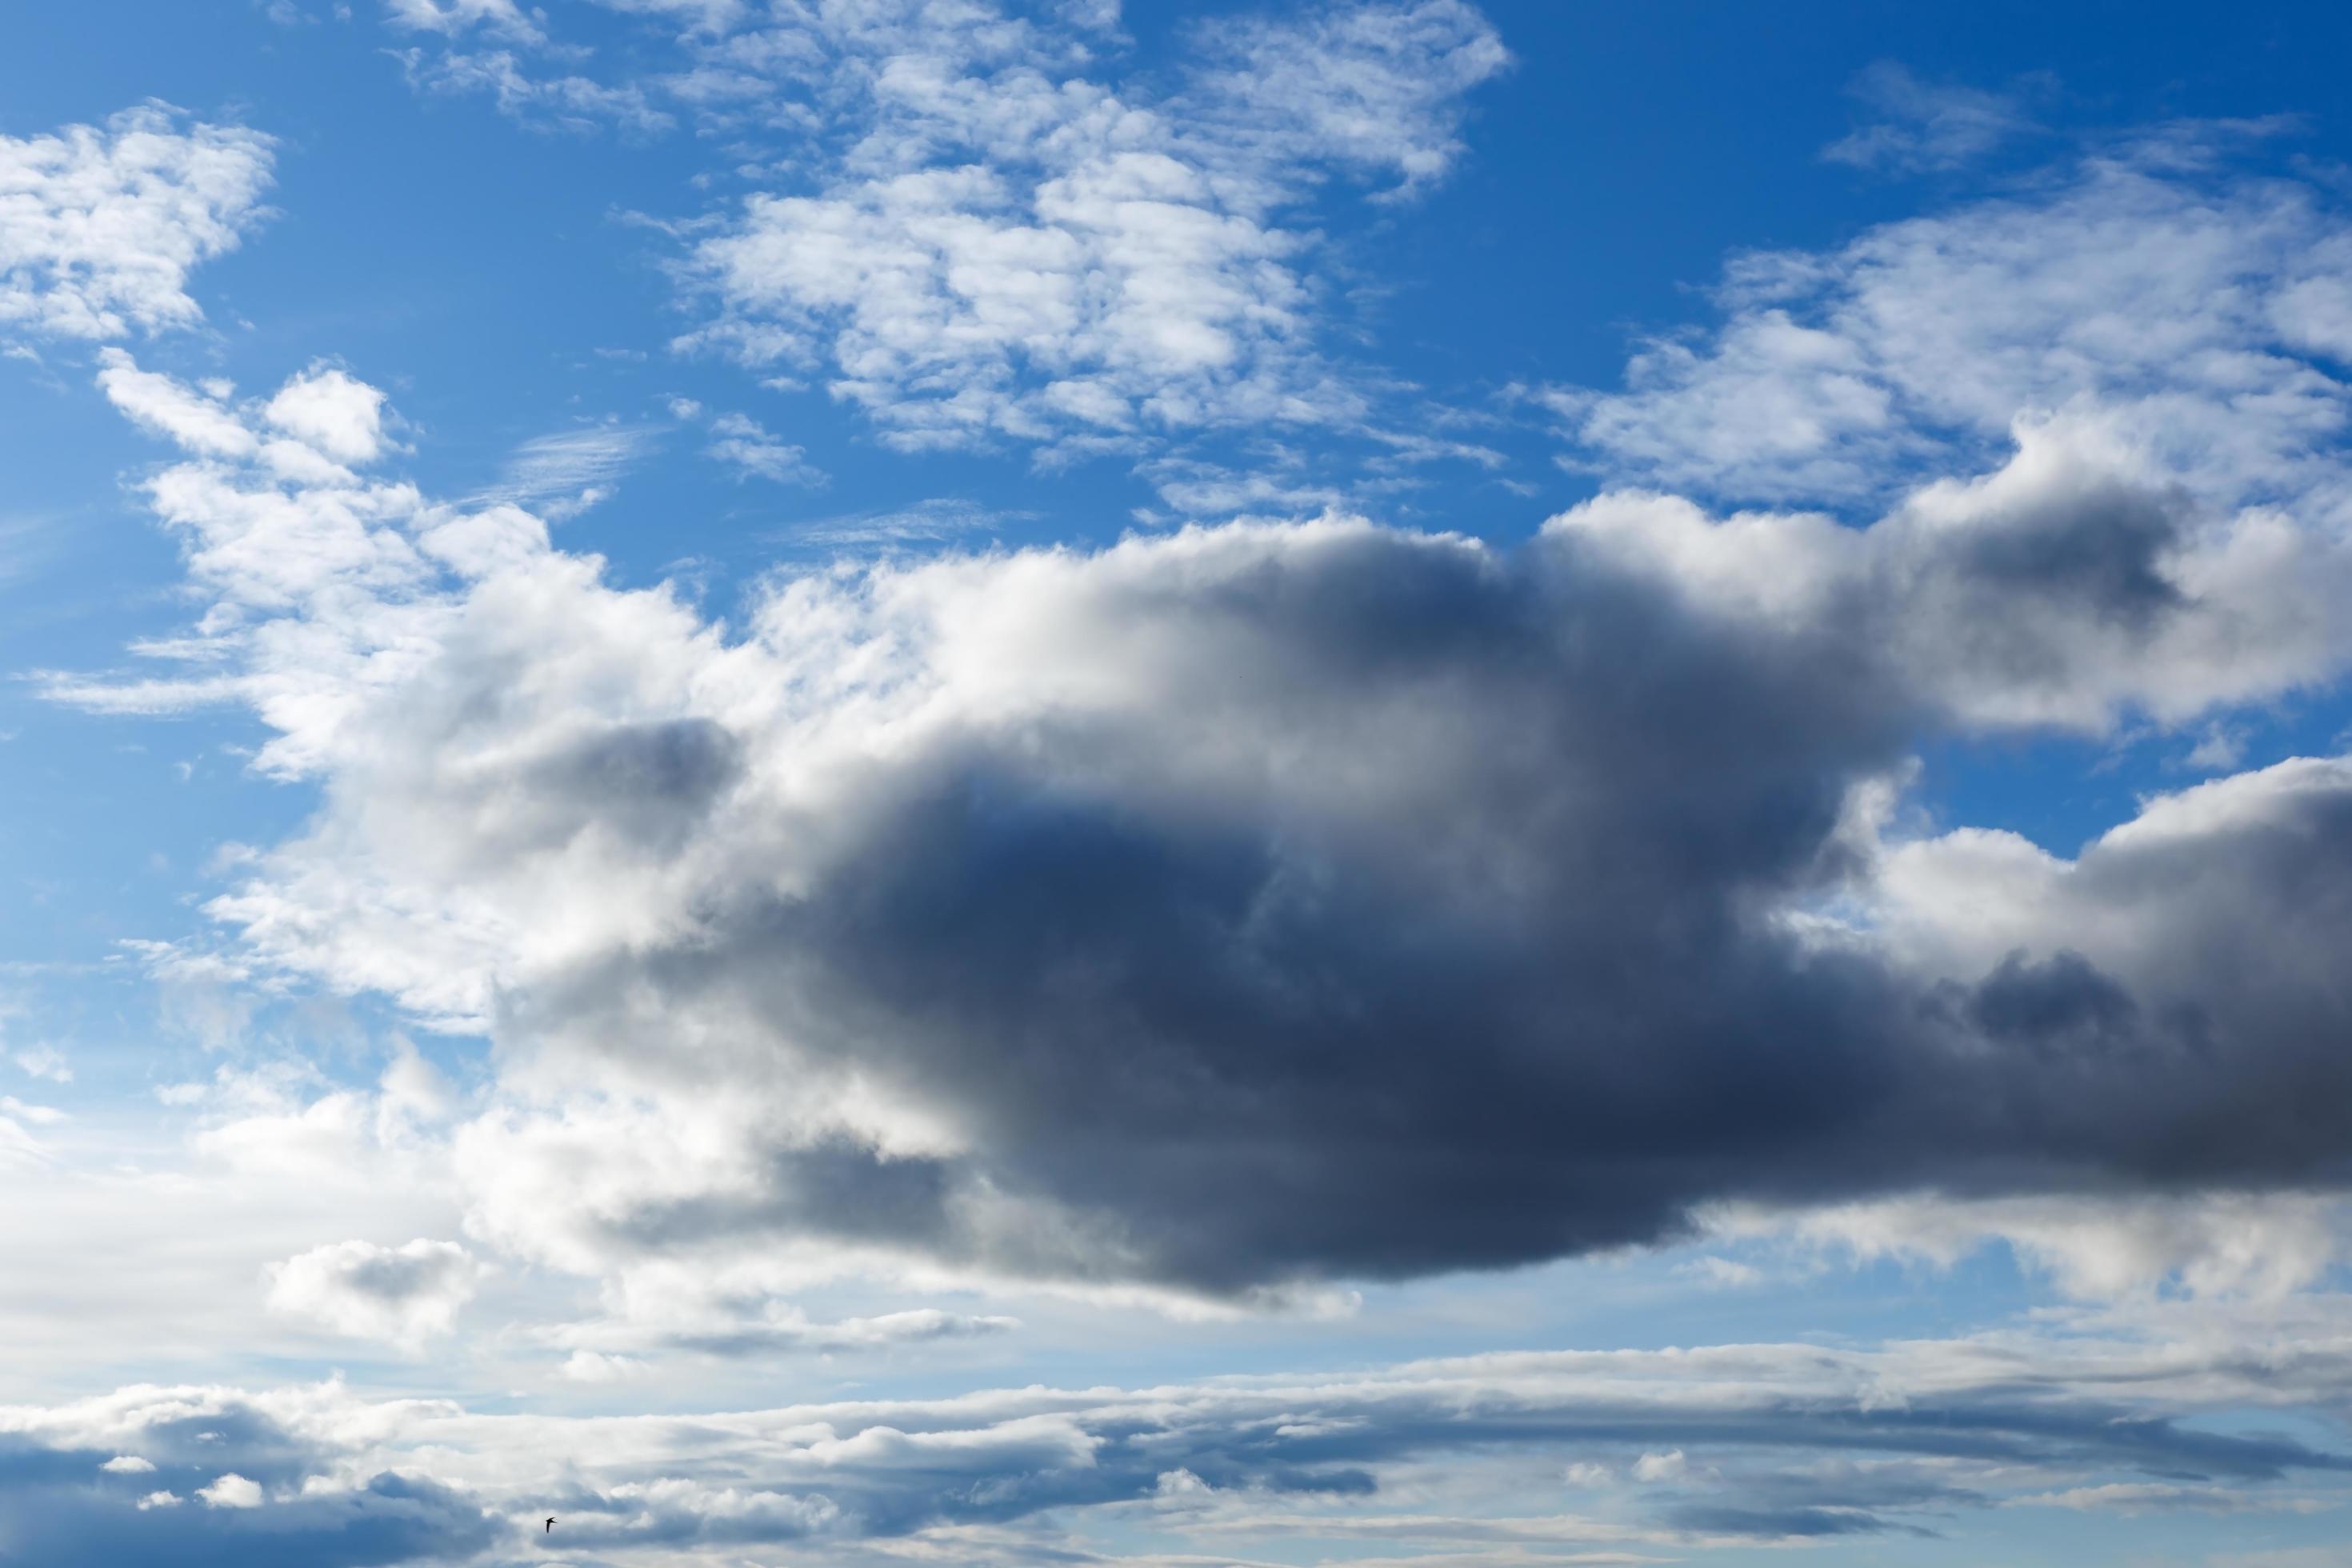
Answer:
196;1472;263;1508
264;1238;484;1348
0;104;274;341
1633;1449;1687;1483
262;366;388;465
98;349;258;457
48;288;2352;1305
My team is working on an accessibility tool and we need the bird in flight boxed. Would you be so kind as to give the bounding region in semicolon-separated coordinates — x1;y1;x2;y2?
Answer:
545;1516;556;1534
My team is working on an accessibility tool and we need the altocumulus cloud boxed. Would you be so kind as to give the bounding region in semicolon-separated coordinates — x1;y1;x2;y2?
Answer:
650;0;1505;454
49;112;2352;1306
0;103;274;343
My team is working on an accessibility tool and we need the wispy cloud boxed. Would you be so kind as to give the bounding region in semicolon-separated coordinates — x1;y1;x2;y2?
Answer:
702;410;822;486
776;496;1024;546
472;422;662;517
1824;62;2050;173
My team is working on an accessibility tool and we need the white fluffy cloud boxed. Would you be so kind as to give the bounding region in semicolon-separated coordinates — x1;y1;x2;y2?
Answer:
0;105;274;341
1554;135;2352;511
263;366;388;465
1631;1448;1686;1482
97;349;259;457
1864;753;2352;997
264;1238;484;1348
668;1;1506;453
1550;419;2352;730
195;1472;262;1509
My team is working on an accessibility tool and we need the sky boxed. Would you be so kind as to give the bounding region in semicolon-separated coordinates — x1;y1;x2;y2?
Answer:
7;1;2352;1563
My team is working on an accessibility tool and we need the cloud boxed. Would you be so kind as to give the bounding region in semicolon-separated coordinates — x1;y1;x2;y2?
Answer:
263;1238;484;1349
0;1321;2347;1561
382;0;543;44
262;366;388;464
98;350;259;457
668;0;1506;454
0;104;274;341
547;1302;1019;1362
1632;1450;1686;1482
2008;1481;2322;1514
1708;1190;2347;1302
703;410;821;485
0;1383;499;1564
394;48;675;136
46;316;2352;1302
779;496;1026;547
1182;0;1514;197
472;422;659;516
12;1046;72;1084
1550;138;2352;508
1824;62;2046;174
196;1473;262;1508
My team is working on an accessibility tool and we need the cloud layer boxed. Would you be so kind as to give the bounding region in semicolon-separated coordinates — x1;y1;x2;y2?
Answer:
5;1311;2350;1562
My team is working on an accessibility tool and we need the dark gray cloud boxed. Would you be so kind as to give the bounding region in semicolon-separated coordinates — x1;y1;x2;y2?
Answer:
76;262;2352;1305
469;498;2352;1295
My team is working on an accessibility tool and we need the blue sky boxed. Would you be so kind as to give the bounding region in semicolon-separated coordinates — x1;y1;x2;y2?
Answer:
7;2;2352;1564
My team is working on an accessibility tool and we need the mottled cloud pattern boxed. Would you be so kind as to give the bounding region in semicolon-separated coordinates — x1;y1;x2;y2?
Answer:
0;105;273;342
391;0;1508;455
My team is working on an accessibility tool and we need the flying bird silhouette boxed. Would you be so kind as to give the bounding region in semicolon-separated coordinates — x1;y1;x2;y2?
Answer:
545;1516;555;1534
